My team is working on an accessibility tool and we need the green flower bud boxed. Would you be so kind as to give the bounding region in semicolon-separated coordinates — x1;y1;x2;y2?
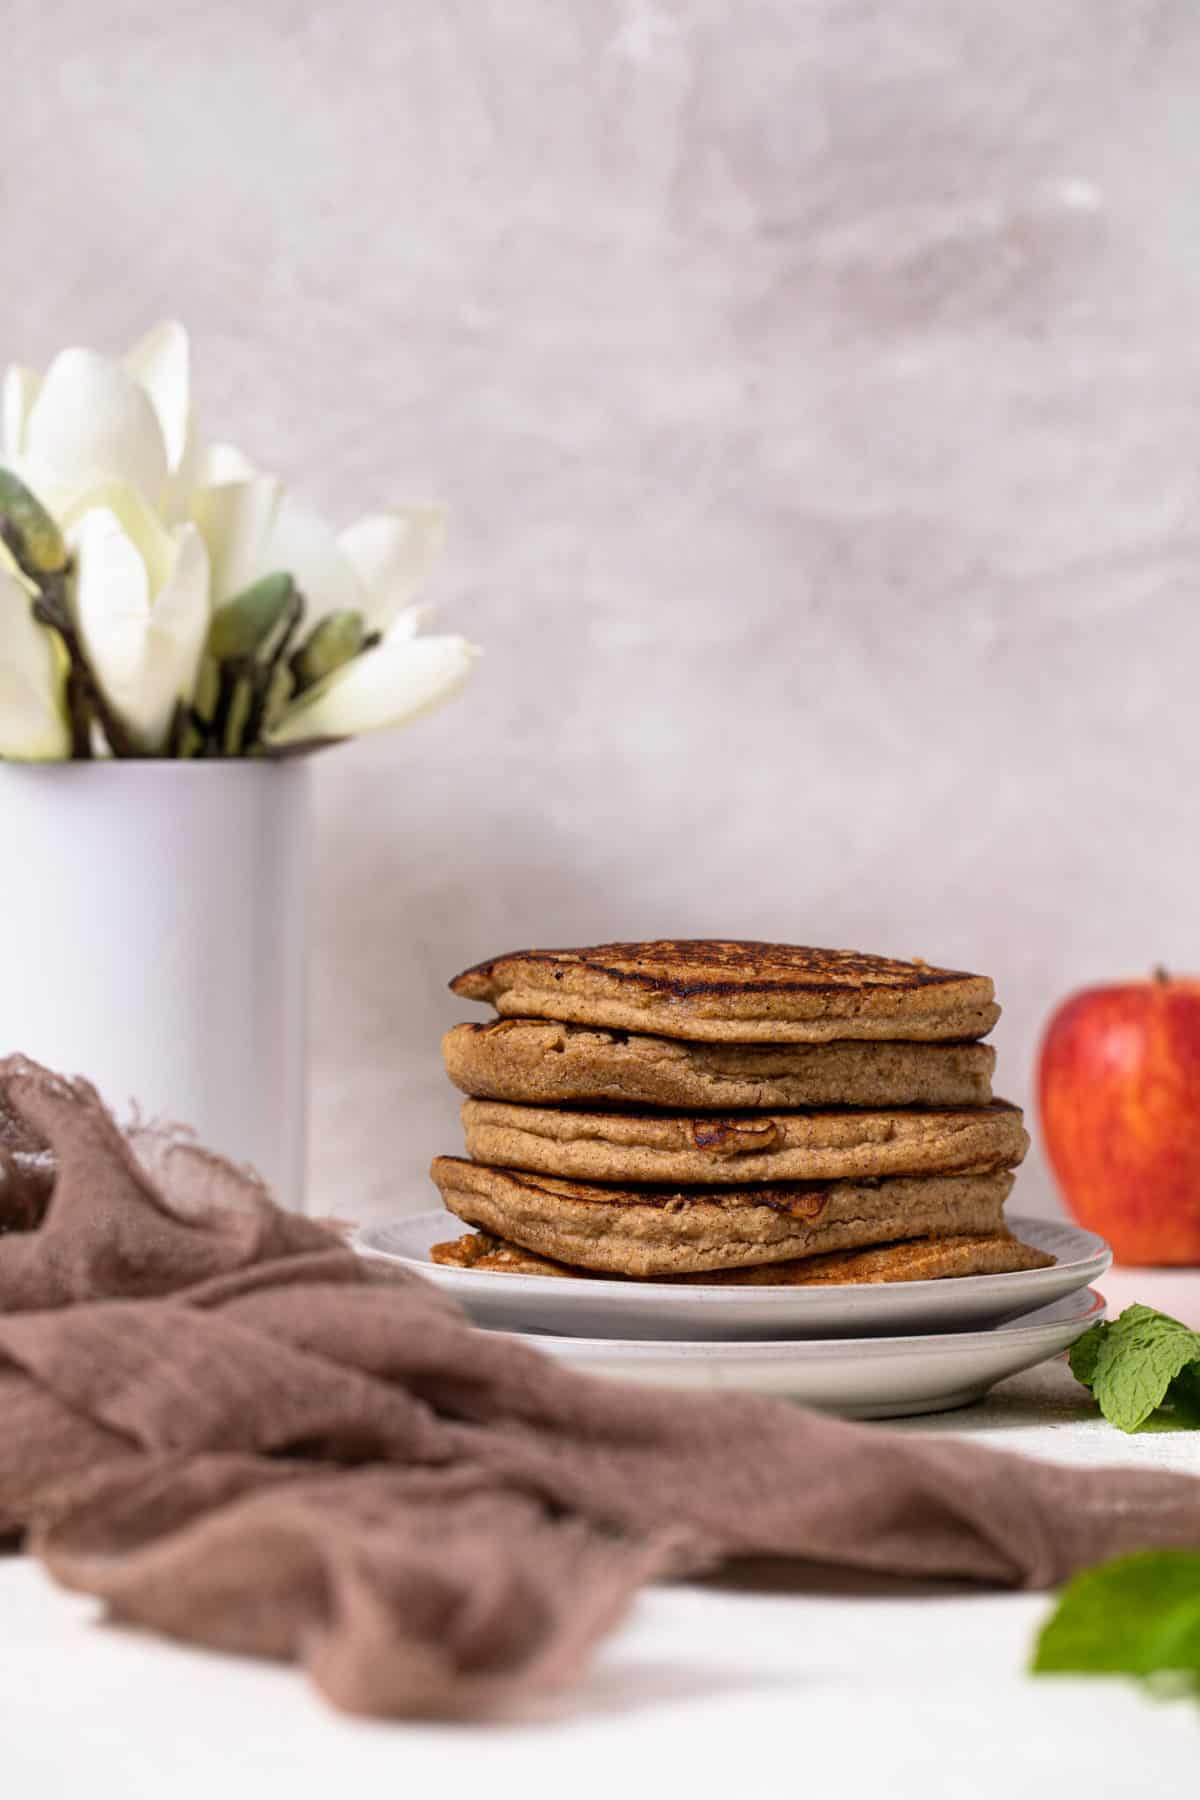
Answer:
290;610;365;692
209;571;296;663
0;469;67;575
263;660;294;726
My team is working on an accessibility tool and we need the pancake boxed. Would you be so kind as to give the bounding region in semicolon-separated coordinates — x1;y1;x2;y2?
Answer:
688;1232;1054;1285
459;1098;1029;1186
429;1155;1015;1277
443;1019;996;1110
430;1228;1055;1285
449;941;1000;1044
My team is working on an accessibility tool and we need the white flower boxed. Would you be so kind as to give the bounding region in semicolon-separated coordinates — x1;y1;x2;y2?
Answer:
190;474;284;607
263;624;477;750
64;483;211;753
336;506;449;631
3;321;192;520
194;481;471;750
1;319;475;759
192;466;447;629
0;541;70;760
123;321;197;520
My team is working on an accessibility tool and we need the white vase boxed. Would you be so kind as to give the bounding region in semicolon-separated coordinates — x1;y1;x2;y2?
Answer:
0;760;309;1208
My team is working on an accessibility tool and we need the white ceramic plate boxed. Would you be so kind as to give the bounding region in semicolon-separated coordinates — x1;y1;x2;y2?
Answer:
353;1211;1110;1341
488;1288;1107;1419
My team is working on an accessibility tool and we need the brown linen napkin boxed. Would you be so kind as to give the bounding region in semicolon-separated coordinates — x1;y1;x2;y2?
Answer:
0;1056;1197;1719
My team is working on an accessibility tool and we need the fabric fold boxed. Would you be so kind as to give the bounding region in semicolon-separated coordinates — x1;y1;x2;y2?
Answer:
0;1055;1196;1718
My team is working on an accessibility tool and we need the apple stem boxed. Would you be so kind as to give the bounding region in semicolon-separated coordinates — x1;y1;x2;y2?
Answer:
1154;964;1171;985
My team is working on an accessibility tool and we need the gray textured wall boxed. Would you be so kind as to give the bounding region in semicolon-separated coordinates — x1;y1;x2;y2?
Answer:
6;2;1196;1221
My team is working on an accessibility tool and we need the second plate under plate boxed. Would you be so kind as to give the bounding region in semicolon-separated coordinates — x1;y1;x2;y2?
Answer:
487;1288;1107;1419
353;1211;1110;1341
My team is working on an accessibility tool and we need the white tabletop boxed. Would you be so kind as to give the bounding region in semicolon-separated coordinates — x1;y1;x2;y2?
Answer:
3;1269;1199;1800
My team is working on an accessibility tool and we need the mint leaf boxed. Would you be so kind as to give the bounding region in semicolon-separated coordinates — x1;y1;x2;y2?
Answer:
1167;1363;1200;1429
1091;1306;1200;1432
1068;1320;1108;1390
1070;1303;1200;1433
1033;1552;1200;1694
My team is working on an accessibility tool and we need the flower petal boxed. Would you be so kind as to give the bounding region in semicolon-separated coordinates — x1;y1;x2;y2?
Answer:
68;506;209;750
267;494;364;623
123;320;191;474
338;504;447;632
193;441;258;486
162;410;203;525
0;558;70;760
62;480;175;592
385;603;434;642
264;632;477;748
0;536;40;596
3;365;40;463
190;475;282;604
69;506;155;701
24;348;169;515
138;522;211;746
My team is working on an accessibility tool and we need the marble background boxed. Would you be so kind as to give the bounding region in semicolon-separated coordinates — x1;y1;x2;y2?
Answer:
4;1;1196;1220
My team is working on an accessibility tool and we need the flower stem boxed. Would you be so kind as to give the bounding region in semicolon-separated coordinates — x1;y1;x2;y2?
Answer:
243;586;305;754
32;574;142;759
64;661;92;758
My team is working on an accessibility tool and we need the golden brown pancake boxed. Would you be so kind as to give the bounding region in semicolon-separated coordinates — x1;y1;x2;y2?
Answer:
429;1155;1015;1277
449;941;999;1044
686;1233;1053;1285
430;1227;1055;1285
443;1019;996;1110
460;1097;1027;1186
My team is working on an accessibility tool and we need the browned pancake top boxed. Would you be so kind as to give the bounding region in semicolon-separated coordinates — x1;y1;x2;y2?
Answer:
451;940;985;1003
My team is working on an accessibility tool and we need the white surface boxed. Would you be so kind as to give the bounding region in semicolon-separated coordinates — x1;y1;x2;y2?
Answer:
492;1287;1105;1419
0;763;309;1207
2;1268;1198;1798
356;1210;1109;1339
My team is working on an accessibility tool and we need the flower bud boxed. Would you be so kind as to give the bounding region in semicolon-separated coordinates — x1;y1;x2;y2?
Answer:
290;609;365;692
209;570;296;663
191;651;221;724
264;660;294;725
0;469;68;575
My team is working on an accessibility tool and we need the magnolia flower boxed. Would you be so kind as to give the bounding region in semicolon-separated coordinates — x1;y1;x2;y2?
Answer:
192;473;448;629
0;318;476;759
192;475;473;748
4;322;193;521
64;483;210;752
263;619;478;750
0;541;70;760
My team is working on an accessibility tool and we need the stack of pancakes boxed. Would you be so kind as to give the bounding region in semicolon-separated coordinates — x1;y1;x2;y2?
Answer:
430;941;1052;1285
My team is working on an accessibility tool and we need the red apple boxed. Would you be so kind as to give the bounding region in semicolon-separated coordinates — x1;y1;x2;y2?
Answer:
1038;970;1200;1265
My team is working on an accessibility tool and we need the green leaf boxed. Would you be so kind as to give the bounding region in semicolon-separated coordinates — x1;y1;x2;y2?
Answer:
1167;1363;1200;1430
1088;1305;1200;1433
1033;1552;1200;1695
1068;1320;1108;1391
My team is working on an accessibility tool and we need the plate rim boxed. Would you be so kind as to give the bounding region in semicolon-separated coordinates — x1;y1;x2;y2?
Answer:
486;1285;1107;1359
353;1209;1111;1302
